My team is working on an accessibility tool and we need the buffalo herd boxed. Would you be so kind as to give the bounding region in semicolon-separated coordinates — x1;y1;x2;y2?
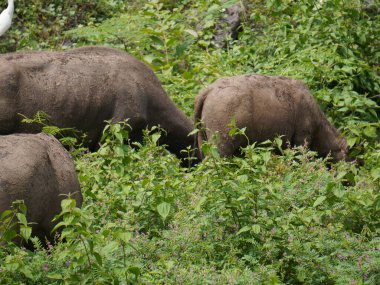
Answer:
0;46;348;247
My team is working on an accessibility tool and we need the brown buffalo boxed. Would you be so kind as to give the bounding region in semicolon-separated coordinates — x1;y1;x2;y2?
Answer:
195;74;348;162
0;133;82;246
0;46;194;159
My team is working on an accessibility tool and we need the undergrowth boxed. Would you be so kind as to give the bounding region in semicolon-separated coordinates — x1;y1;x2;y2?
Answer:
1;125;379;284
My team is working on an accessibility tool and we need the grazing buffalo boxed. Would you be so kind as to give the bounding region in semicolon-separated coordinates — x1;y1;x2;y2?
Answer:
195;74;348;162
0;46;194;159
0;133;82;246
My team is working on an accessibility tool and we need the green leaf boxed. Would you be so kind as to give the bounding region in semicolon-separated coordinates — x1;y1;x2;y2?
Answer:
114;145;125;157
333;187;345;198
93;251;103;266
20;268;34;281
60;228;74;240
157;202;171;222
188;128;199;136
252;224;261;234
371;168;380;181
61;199;75;212
42;125;61;136
185;29;198;38
347;137;357;148
275;137;283;149
237;226;251;235
149;35;164;46
195;196;207;212
313;196;326;208
115;232;132;244
128;266;141;277
2;229;17;241
47;273;63;280
122;185;132;195
16;213;28;226
152;132;161;145
336;171;347;180
325;181;335;192
0;210;13;220
20;226;32;241
143;54;154;64
363;126;377;138
228;128;238;137
237;196;246;201
210;147;220;159
52;221;66;232
115;132;124;144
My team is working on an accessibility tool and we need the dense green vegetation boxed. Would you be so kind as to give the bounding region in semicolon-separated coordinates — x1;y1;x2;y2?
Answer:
1;0;379;284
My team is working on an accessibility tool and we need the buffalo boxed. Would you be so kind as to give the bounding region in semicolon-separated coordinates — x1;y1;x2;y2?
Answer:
195;74;347;162
0;46;194;159
0;133;82;246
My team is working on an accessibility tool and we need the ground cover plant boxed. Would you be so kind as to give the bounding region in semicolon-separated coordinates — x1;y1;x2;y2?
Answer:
0;0;379;284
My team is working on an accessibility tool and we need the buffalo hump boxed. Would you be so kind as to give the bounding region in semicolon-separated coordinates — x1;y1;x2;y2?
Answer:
0;46;194;159
195;74;347;162
0;133;82;246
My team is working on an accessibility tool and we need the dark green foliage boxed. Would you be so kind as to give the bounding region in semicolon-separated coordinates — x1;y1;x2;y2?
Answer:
0;0;379;284
0;201;32;245
0;0;125;52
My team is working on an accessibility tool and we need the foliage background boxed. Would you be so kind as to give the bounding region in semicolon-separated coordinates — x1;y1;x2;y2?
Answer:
0;0;379;284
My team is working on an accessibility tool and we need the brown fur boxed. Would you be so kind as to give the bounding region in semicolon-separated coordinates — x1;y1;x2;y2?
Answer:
0;133;82;246
194;74;347;162
0;46;194;159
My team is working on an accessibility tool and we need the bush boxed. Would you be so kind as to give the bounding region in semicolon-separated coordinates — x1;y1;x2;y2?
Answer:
0;0;125;52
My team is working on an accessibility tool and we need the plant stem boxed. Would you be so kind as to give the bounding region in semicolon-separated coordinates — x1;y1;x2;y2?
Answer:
80;235;95;285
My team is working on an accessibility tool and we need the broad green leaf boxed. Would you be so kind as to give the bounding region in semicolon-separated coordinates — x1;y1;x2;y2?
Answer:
157;202;171;222
61;199;75;211
20;268;34;281
333;187;345;198
1;229;17;241
364;126;377;138
20;226;32;241
237;196;246;201
370;168;380;181
143;54;154;64
252;224;261;234
59;228;74;240
47;273;63;280
237;226;251;235
347;137;357;148
0;210;13;220
16;213;27;226
115;231;132;244
122;185;132;195
313;196;326;208
114;145;125;157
